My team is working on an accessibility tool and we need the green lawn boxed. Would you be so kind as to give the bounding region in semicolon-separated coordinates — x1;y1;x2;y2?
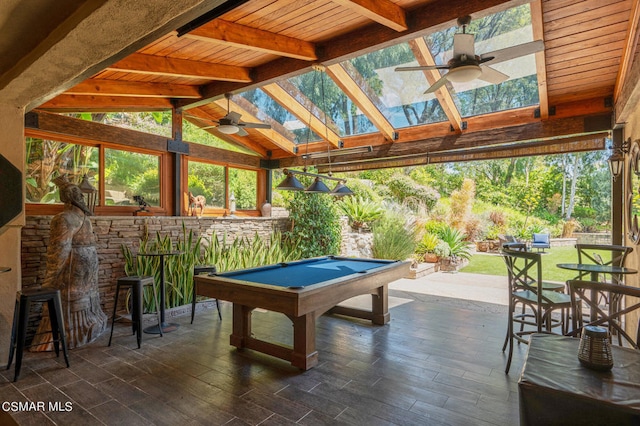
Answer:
461;245;581;282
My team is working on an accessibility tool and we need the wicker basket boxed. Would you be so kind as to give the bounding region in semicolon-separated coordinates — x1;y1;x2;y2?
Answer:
577;325;614;371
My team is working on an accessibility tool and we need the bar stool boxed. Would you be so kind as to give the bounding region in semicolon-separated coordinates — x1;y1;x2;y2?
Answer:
7;288;70;382
192;265;221;323
108;276;162;348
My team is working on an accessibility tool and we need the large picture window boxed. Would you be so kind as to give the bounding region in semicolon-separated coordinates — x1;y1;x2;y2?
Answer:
104;148;160;206
187;160;226;208
25;137;98;204
230;168;257;210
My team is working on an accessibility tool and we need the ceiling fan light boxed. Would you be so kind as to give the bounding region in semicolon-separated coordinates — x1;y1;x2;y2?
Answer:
218;124;239;134
447;65;482;82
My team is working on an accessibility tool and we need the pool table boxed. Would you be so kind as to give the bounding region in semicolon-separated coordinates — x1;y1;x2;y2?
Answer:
194;256;410;370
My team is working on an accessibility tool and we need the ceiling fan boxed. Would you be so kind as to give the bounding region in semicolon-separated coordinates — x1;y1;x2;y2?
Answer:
395;16;544;94
199;93;271;136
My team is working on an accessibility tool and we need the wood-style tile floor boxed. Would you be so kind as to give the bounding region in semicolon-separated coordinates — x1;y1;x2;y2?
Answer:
0;288;526;425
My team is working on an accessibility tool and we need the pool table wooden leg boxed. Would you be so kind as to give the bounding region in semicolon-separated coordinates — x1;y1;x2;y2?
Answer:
230;304;252;349
372;285;390;325
291;314;318;370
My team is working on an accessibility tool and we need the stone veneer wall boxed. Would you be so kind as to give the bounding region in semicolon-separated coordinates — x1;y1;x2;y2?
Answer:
21;215;290;317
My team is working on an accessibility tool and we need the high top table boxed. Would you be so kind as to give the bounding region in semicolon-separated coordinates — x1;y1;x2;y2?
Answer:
556;263;637;282
519;334;640;425
138;251;183;334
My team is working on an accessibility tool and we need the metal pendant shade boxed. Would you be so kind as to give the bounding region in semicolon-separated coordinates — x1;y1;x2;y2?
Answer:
331;181;354;196
276;173;305;191
305;177;331;193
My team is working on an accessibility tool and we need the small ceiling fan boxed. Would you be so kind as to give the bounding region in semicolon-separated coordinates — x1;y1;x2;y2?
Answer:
199;93;271;136
395;16;544;94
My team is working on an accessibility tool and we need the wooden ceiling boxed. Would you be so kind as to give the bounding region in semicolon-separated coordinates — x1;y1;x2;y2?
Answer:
37;0;639;170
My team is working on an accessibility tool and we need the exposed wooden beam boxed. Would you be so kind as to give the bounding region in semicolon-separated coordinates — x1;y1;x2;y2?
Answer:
281;113;611;167
407;38;463;132
331;0;407;32
184;108;269;157
179;0;520;109
183;19;317;61
614;0;640;103
315;136;606;172
107;53;252;82
325;63;397;142
66;79;201;98
530;0;549;119
261;82;341;147
39;95;173;112
26;110;261;168
212;97;298;154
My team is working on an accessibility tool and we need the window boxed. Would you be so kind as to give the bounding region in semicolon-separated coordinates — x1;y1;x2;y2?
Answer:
25;137;98;204
229;168;257;210
104;148;160;206
187;160;226;208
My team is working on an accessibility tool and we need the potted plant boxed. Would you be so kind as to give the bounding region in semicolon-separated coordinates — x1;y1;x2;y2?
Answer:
415;232;450;263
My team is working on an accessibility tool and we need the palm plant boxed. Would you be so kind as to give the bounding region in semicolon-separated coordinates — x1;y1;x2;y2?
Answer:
338;195;384;230
437;225;472;260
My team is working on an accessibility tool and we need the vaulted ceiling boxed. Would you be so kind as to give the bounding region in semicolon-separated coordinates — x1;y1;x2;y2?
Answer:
24;0;640;170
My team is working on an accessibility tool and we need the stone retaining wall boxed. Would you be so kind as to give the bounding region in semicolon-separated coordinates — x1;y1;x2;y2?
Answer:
21;216;290;317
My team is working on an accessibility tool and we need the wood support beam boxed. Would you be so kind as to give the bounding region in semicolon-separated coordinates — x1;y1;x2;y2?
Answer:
261;82;341;147
330;0;407;32
614;0;640;104
407;38;463;132
107;53;252;82
184;108;270;157
281;113;611;168
315;135;606;172
26;110;261;168
179;0;519;109
66;79;201;98
212;97;298;154
530;0;549;119
183;19;317;61
39;95;173;112
325;63;396;142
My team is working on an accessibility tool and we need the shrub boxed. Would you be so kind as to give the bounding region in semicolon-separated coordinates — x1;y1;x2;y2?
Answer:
338;195;384;230
415;232;450;258
437;225;472;260
372;212;417;260
387;174;440;211
285;191;341;258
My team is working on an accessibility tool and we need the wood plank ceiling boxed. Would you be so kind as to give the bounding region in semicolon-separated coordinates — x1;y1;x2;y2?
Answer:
37;0;638;171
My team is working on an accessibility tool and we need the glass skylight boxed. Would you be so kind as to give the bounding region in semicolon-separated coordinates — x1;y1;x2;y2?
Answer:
286;71;376;137
238;89;319;144
346;43;448;128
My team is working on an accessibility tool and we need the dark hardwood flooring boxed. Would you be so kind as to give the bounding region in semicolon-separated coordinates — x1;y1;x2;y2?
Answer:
0;288;526;425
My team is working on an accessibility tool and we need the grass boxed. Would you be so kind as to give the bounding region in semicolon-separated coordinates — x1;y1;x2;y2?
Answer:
461;245;581;282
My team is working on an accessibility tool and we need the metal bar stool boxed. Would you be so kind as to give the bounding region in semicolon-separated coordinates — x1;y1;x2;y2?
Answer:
7;288;70;382
108;276;162;348
192;265;221;323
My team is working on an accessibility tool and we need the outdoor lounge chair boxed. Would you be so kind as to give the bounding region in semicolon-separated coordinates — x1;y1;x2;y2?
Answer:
531;233;550;252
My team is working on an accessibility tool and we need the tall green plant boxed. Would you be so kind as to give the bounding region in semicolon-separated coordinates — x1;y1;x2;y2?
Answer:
437;225;472;260
372;213;417;260
285;191;341;258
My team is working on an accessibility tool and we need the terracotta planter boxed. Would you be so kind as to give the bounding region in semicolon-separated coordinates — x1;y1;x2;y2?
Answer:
476;241;489;252
423;253;440;263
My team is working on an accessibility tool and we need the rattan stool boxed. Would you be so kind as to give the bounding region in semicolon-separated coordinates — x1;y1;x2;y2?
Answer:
7;288;69;382
192;265;221;323
108;276;162;348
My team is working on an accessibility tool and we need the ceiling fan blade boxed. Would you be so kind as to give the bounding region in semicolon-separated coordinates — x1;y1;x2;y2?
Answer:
236;127;249;137
478;66;509;84
394;65;448;72
240;122;271;129
480;40;544;65
225;111;242;123
453;32;475;57
424;75;449;94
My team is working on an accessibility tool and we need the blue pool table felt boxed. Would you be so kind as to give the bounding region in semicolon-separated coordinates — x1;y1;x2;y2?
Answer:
219;258;392;288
